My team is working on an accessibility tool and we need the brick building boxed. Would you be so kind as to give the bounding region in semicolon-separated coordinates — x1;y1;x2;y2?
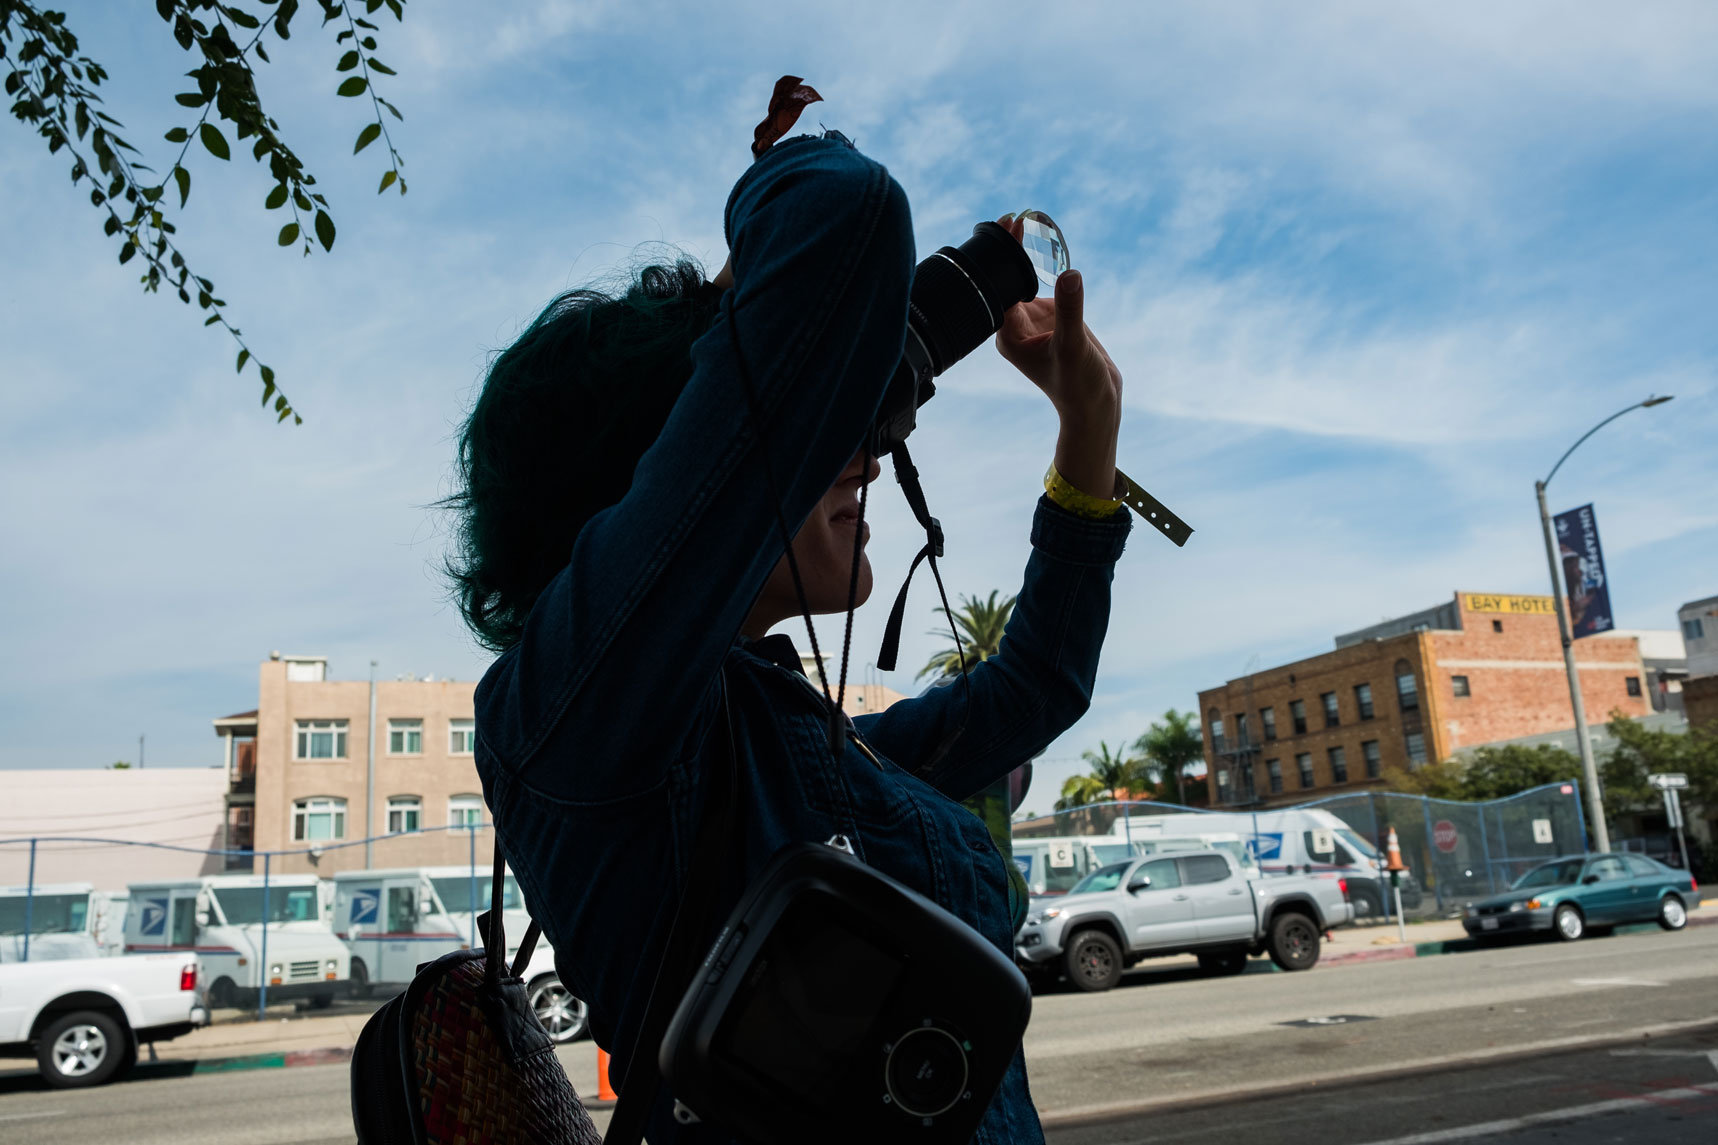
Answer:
1198;592;1653;807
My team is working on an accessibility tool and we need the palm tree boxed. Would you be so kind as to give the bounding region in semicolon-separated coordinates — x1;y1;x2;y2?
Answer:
1055;773;1108;811
1053;741;1148;811
918;590;1017;681
1134;710;1204;807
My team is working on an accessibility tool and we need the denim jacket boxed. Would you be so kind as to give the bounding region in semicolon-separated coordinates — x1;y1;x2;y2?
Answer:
474;135;1131;1144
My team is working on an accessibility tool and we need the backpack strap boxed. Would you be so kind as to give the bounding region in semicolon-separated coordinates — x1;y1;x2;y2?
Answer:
602;673;741;1145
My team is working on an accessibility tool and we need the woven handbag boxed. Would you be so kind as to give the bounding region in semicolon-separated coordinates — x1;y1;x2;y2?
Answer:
350;848;602;1145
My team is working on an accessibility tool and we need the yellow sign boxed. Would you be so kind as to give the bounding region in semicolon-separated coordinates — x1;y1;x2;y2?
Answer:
1463;593;1557;615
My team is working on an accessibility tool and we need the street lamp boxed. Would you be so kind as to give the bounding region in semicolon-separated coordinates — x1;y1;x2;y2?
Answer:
1534;394;1673;854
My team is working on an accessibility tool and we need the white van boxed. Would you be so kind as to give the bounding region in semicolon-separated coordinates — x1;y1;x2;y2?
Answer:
1;884;128;962
330;866;587;1042
1011;833;1255;898
124;875;349;1009
1103;809;1422;919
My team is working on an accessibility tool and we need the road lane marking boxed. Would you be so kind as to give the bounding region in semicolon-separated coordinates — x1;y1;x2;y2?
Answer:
0;1110;66;1122
1570;977;1667;987
1347;1081;1718;1144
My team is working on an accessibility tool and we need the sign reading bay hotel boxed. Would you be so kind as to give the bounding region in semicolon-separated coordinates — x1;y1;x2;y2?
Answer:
1463;593;1558;615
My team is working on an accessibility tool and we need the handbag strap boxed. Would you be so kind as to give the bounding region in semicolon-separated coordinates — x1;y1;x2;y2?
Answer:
603;673;741;1145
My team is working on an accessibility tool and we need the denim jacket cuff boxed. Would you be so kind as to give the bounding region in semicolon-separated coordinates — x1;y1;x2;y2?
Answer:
1030;494;1131;566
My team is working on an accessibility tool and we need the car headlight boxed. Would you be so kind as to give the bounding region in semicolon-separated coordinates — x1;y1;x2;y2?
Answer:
326;959;338;972
1025;907;1063;927
269;963;283;976
1509;901;1527;913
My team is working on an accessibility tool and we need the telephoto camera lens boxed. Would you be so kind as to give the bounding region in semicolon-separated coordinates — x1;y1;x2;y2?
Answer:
884;1025;970;1120
905;221;1039;378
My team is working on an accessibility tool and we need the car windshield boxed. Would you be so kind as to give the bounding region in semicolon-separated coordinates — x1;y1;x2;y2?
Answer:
214;886;321;925
431;875;524;913
1511;860;1585;890
1069;862;1132;896
0;893;89;935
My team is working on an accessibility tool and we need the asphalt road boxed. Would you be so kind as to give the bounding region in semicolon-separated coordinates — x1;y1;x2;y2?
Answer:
0;924;1712;1143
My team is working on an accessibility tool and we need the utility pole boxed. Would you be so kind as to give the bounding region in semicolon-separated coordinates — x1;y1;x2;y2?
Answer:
139;733;145;770
366;660;378;868
1534;395;1673;855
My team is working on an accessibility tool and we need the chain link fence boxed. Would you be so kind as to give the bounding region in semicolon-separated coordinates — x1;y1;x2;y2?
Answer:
1011;782;1590;919
1;825;510;1021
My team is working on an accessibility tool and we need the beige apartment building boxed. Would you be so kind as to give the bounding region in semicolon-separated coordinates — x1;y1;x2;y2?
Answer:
223;652;908;876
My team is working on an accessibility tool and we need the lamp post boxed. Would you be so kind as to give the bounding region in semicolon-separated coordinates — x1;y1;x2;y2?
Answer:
1534;395;1673;855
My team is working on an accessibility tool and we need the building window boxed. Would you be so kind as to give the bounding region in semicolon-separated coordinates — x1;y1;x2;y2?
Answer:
1266;759;1283;794
1321;691;1339;728
1209;709;1225;753
388;718;423;755
1452;675;1471;697
1492;619;1504;633
1354;683;1374;720
1290;699;1308;735
1395;661;1419;711
449;794;485;828
1329;746;1348;784
1625;676;1642;697
1235;713;1250;748
1684;617;1705;641
1405;731;1427;765
1217;769;1231;795
294;720;348;760
1260;707;1277;740
449;719;476;755
387;796;422;834
1362;740;1381;779
292;797;346;841
1296;753;1314;788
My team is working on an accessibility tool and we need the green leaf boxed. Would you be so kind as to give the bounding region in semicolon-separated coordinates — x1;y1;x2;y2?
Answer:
118;241;136;264
293;188;312;211
199;123;230;160
314;210;336;252
378;169;397;193
227;8;260;29
265;183;288;210
278;222;299;246
205;314;222;325
337;50;360;72
75;102;89;140
173;167;190;208
236;349;250;372
368;59;396;76
164;126;189;143
337;77;367;97
354;123;380;153
104;216;120;236
174;92;207;108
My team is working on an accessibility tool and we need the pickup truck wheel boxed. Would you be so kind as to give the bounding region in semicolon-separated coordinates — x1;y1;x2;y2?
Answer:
529;975;589;1043
349;958;372;999
1063;930;1123;993
1267;912;1320;971
1197;949;1249;976
37;1010;126;1089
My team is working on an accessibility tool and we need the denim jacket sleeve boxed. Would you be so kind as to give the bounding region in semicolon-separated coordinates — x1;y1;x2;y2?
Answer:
480;136;915;800
853;496;1131;803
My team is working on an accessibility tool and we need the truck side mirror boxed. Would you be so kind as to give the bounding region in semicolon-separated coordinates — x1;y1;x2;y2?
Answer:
195;910;210;927
420;893;437;917
1128;876;1151;893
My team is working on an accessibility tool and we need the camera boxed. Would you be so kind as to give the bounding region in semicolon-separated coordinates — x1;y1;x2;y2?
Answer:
868;221;1040;457
658;842;1032;1144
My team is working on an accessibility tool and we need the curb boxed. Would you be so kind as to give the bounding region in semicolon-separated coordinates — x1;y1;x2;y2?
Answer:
145;1045;354;1075
1318;906;1715;968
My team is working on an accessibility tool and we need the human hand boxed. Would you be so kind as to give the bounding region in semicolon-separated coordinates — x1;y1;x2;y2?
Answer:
992;217;1123;499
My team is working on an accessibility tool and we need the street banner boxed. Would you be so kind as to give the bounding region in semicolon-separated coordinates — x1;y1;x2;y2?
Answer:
1554;503;1614;638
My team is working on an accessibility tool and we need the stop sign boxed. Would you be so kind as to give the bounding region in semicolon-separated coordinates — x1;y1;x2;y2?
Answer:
1433;820;1459;853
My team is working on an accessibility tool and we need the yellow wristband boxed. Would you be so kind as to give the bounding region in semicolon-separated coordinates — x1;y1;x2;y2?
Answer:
1044;464;1123;519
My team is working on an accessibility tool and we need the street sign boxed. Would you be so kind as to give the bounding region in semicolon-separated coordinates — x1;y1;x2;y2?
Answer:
1532;819;1554;845
1665;788;1684;830
1648;773;1689;790
1433;820;1459;853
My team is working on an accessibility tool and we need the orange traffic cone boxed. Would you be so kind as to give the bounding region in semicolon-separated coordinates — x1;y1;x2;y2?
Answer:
1384;826;1408;873
596;1047;617;1102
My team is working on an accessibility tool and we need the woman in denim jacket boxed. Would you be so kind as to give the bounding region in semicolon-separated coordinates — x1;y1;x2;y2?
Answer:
450;132;1131;1143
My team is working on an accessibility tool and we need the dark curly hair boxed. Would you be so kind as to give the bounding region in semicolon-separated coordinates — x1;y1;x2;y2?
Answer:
446;258;721;651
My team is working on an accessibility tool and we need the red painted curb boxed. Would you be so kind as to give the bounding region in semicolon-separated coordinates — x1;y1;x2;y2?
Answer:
1319;944;1417;967
283;1046;354;1067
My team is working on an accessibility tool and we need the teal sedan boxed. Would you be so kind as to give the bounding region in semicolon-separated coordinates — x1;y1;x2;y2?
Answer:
1462;853;1701;942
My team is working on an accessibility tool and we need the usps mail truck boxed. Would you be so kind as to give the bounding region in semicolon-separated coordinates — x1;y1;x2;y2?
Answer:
2;884;129;962
330;866;587;1042
124;875;349;1009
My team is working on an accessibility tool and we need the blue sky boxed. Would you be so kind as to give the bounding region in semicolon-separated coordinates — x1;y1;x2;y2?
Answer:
3;2;1714;807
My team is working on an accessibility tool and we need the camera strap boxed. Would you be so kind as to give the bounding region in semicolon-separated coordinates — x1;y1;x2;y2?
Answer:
602;673;741;1145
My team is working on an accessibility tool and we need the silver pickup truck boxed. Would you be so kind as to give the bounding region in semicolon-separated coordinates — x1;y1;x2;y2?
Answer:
1014;850;1353;991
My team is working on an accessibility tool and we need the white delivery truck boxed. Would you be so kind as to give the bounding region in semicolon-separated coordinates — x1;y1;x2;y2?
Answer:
1012;833;1256;898
1;883;129;962
0;951;209;1087
1102;808;1423;919
124;874;350;1009
330;865;587;1042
